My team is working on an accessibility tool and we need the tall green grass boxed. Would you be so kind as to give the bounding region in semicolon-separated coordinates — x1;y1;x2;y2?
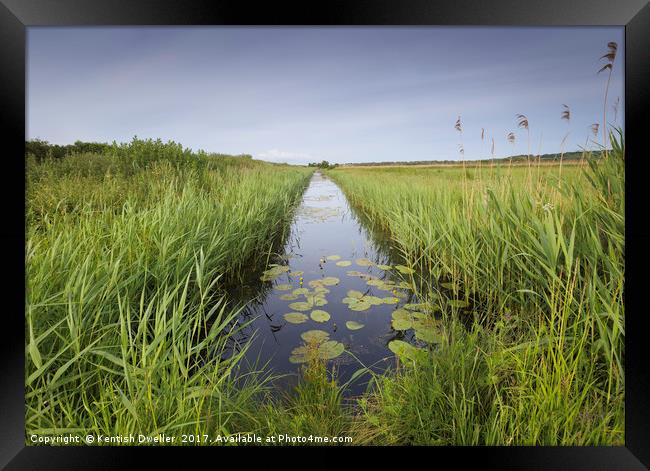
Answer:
26;133;625;445
26;139;313;441
330;132;624;445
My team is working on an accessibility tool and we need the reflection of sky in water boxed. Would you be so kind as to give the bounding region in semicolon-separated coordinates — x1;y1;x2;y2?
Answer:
239;172;420;396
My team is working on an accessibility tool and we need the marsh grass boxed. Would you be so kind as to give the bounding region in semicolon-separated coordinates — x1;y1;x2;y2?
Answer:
25;131;624;446
329;130;624;445
26;139;313;442
241;359;352;444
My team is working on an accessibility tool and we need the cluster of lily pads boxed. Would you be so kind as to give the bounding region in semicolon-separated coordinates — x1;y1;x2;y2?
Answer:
298;206;341;223
384;305;442;363
390;304;443;343
260;259;347;363
342;289;398;311
280;278;339;324
339;258;449;362
289;330;345;364
260;264;291;282
260;256;466;366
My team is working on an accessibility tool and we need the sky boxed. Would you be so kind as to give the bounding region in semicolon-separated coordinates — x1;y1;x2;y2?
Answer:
27;27;624;165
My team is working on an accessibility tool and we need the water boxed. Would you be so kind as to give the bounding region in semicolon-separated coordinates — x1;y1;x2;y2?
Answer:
237;172;420;396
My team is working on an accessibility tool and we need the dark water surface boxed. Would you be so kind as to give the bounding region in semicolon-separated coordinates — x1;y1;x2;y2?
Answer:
237;172;420;396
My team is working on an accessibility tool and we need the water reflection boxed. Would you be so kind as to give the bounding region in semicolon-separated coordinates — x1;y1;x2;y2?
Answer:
235;172;420;396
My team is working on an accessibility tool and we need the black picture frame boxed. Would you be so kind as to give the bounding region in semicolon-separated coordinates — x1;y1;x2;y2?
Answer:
2;0;648;468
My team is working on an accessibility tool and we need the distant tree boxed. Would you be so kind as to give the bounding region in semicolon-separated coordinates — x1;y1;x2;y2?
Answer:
25;139;111;161
307;160;336;169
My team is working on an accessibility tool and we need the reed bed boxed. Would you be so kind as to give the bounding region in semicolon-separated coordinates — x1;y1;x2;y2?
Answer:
330;133;624;445
26;139;313;441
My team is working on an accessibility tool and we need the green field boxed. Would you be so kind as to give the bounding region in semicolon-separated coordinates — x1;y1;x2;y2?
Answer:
25;133;624;445
26;138;314;439
328;135;624;445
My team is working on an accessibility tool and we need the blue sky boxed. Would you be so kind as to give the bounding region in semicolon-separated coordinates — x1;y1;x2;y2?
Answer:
27;27;624;164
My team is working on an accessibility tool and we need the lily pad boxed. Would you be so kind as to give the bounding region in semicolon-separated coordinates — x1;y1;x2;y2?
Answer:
346;270;366;277
391;309;411;321
291;345;310;356
289;354;309;364
289;301;312;312
366;279;385;287
290;271;304;277
310;310;331;322
289;339;345;363
349;300;372;311
284;312;308;324
364;296;384;306
276;283;292;291
260;265;290;281
301;330;330;344
388;340;427;362
356;258;374;267
335;260;352;267
345;321;365;331
404;303;428;311
391;318;412;331
390;309;413;330
293;288;310;296
318;340;345;359
376;264;393;271
288;344;316;364
320;276;340;286
268;263;290;270
308;280;324;288
279;293;299;301
342;297;359;305
394;265;415;275
412;317;442;343
347;290;364;299
326;255;341;261
382;297;400;305
313;297;328;307
313;287;330;294
374;283;395;292
414;326;442;343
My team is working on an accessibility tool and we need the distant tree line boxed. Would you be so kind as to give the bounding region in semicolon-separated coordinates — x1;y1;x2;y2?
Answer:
307;160;338;169
339;150;604;167
25;138;254;163
25;139;113;161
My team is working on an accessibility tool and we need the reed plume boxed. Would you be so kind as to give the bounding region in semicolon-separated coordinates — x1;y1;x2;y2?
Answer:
561;104;571;122
559;105;571;176
506;131;515;172
455;116;467;198
455;116;462;133
598;41;617;155
591;123;600;138
516;114;532;186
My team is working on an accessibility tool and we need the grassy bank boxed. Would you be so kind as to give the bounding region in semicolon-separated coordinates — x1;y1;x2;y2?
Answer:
329;134;624;445
25;135;625;446
26;139;313;440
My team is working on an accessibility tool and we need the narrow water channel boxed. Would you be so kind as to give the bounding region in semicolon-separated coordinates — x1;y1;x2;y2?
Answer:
239;172;420;396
